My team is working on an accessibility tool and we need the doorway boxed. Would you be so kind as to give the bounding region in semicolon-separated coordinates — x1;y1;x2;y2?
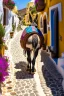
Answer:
50;8;59;58
43;16;47;34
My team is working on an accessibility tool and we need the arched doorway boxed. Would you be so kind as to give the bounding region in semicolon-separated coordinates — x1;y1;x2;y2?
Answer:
43;15;47;50
50;8;59;58
43;15;47;34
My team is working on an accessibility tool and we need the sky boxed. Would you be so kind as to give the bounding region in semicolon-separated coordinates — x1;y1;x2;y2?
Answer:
13;0;35;10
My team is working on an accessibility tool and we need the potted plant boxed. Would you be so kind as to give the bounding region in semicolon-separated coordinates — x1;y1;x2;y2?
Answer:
35;0;46;12
0;23;6;56
10;24;15;38
3;0;15;10
17;24;22;32
0;56;9;94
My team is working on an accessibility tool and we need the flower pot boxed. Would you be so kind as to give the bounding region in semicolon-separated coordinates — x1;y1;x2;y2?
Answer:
10;32;14;38
35;0;46;12
0;45;5;56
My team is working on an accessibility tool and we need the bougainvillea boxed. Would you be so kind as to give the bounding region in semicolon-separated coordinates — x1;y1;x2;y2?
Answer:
34;0;45;12
34;0;38;9
3;0;9;5
34;0;38;4
3;0;15;10
0;56;9;82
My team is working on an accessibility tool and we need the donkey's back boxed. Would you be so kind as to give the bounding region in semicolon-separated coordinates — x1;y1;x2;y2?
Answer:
26;34;40;50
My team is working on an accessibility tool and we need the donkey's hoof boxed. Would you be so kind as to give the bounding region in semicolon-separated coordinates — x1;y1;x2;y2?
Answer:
26;68;31;73
34;68;36;72
31;71;35;75
26;68;30;71
32;68;36;72
27;71;31;74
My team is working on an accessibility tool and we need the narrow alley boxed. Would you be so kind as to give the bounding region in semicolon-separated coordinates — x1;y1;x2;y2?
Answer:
0;0;64;96
1;26;45;96
1;26;64;96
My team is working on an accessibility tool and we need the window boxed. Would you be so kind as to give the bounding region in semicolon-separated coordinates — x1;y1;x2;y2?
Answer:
12;16;14;24
43;19;47;34
3;8;8;25
3;8;6;25
40;17;43;28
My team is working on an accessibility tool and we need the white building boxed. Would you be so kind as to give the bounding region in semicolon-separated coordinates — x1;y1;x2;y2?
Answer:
0;0;19;40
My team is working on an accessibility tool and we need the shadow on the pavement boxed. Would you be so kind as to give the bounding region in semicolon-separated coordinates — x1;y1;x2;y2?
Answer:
40;50;64;95
14;61;33;79
42;66;64;95
40;50;63;81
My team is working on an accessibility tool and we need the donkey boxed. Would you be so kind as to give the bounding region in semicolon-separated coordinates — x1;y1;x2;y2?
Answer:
24;34;40;74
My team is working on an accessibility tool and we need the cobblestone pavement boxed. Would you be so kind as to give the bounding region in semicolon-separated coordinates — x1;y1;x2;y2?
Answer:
1;26;64;96
1;27;45;96
37;50;64;96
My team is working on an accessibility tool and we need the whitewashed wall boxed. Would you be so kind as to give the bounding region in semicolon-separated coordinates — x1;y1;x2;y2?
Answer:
11;12;19;31
4;10;12;40
0;0;3;24
4;10;19;40
14;15;19;30
0;0;19;40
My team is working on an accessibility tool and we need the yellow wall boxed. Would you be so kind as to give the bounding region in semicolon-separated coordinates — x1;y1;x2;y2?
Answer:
26;2;34;14
25;15;27;24
12;6;18;14
25;2;34;25
38;12;42;28
27;2;34;8
38;0;64;57
49;0;64;57
25;14;31;25
37;1;50;45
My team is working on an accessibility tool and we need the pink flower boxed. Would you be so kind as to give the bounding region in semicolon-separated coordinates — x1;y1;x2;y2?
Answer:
35;0;38;4
0;56;9;83
3;0;8;4
11;1;15;4
0;56;9;70
3;0;15;9
0;70;9;82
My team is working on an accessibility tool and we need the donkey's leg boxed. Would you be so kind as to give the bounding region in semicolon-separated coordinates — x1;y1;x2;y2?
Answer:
26;49;31;72
32;58;35;73
32;48;40;73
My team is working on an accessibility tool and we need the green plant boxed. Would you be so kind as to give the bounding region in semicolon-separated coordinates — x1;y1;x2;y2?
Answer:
0;39;3;45
30;6;37;14
0;24;5;38
0;22;5;45
17;24;22;31
0;15;5;45
12;24;15;31
3;0;15;10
